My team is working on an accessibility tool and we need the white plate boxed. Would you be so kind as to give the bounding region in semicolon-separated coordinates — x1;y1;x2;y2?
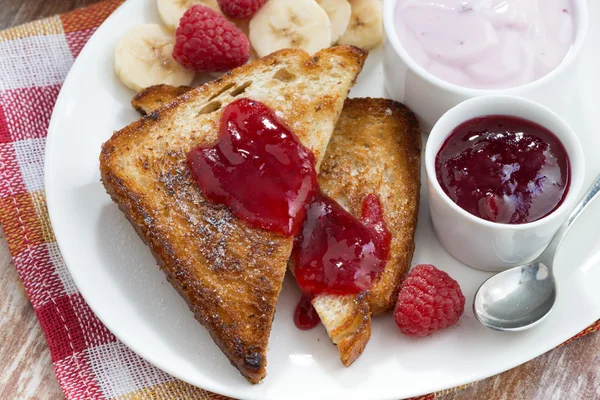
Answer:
45;1;600;399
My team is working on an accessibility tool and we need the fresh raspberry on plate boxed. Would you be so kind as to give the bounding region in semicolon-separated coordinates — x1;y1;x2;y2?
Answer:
394;264;465;337
217;0;268;20
173;5;250;72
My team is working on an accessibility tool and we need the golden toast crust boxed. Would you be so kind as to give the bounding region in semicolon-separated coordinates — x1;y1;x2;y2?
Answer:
100;46;367;383
131;84;192;115
311;293;371;367
336;295;371;366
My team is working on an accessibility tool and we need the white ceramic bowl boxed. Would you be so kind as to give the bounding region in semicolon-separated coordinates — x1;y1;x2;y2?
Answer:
382;0;589;132
425;95;585;271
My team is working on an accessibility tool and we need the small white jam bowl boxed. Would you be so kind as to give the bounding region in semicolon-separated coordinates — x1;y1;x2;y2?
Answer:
425;95;585;272
382;0;589;132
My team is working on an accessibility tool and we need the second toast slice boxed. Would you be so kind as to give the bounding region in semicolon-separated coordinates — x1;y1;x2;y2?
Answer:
300;98;421;365
319;98;421;315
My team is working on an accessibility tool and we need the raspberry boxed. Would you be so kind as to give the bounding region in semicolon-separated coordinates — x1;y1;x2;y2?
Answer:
394;264;465;337
217;0;268;20
173;5;250;72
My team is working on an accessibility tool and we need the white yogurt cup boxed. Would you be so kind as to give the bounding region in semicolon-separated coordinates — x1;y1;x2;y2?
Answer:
425;95;585;271
383;0;589;132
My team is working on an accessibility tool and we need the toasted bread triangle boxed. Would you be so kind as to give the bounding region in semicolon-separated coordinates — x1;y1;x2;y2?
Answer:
100;46;367;383
312;98;421;365
319;98;421;315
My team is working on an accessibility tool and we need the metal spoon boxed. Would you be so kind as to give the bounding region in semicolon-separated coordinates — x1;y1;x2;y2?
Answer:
473;174;600;331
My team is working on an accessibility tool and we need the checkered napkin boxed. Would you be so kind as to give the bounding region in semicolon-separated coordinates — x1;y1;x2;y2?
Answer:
0;1;598;399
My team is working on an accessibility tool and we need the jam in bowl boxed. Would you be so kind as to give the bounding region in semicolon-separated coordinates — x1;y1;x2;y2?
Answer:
435;115;571;224
425;95;584;271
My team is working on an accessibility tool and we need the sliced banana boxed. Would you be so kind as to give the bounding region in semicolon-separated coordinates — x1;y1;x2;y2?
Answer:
249;0;332;58
114;24;195;92
316;0;352;44
157;0;222;30
338;0;383;50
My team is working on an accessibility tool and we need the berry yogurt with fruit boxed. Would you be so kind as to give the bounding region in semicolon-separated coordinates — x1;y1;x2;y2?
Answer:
394;0;576;89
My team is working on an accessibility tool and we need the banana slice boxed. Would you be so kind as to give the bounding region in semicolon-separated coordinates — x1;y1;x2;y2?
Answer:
316;0;352;44
114;24;195;92
157;0;222;30
249;0;331;58
338;0;383;50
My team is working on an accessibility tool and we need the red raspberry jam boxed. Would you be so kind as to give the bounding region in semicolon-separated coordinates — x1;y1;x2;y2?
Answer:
293;193;391;296
187;98;318;236
294;295;320;330
435;115;570;224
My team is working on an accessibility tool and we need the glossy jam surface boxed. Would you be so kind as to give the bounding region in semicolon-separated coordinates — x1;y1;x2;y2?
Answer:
187;98;318;237
293;193;391;296
294;295;320;330
436;115;570;224
394;0;576;89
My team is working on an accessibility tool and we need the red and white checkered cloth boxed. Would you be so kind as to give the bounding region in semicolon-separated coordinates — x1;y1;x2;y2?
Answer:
0;1;598;399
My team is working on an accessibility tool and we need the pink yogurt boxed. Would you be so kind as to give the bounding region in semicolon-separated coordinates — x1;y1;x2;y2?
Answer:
394;0;576;89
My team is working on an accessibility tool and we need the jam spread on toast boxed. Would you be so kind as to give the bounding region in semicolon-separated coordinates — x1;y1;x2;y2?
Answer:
436;115;570;224
187;98;390;330
294;294;320;330
293;193;391;296
188;98;318;236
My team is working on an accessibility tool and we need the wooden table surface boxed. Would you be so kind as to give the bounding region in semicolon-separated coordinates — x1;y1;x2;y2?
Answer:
0;1;599;399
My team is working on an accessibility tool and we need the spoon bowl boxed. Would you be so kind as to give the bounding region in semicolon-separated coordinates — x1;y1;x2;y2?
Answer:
474;263;556;331
473;174;600;331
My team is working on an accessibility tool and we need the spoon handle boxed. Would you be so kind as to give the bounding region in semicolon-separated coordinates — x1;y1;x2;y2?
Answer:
544;173;600;258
